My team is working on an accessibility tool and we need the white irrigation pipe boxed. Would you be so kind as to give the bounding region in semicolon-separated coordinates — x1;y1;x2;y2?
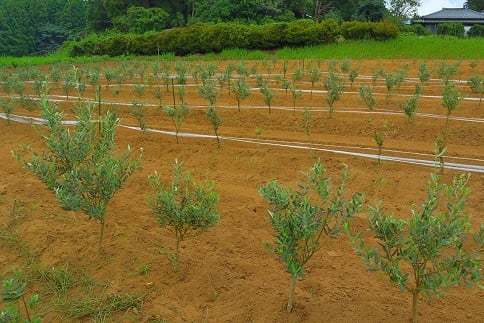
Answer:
4;93;482;124
3;112;482;174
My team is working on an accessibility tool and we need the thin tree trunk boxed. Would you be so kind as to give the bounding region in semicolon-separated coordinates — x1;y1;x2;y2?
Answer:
287;275;297;313
97;85;102;133
21;295;31;321
98;218;105;254
412;291;419;323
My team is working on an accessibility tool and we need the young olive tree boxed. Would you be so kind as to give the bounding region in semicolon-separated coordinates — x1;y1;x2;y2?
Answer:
308;66;322;97
401;92;420;124
259;160;365;313
259;80;276;114
15;97;142;253
467;73;483;106
206;106;222;147
300;107;313;152
348;66;359;88
0;98;16;125
324;70;344;118
232;77;251;111
438;61;459;85
198;77;219;108
418;62;430;84
374;129;386;164
358;84;376;110
0;278;40;323
147;160;219;269
131;100;146;132
290;82;302;115
434;136;447;174
442;82;462;125
163;102;189;143
346;173;482;323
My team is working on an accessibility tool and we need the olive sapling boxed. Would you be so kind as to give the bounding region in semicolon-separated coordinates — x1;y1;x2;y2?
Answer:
434;136;447;174
15;97;142;253
346;173;482;323
442;82;462;125
147;160;219;269
163;102;189;143
1;278;40;323
259;160;364;313
467;73;483;106
232;77;250;111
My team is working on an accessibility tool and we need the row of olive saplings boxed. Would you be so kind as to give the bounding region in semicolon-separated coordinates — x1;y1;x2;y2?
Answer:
0;65;474;161
0;59;472;117
8;93;483;323
1;58;481;105
0;66;472;176
1;59;481;118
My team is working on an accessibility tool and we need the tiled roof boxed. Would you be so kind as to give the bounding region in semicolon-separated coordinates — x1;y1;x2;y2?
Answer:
422;8;484;19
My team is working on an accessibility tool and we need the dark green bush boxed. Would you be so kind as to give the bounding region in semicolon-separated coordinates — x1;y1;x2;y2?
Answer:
68;19;399;57
246;22;288;50
200;23;249;53
317;19;341;43
467;24;484;37
341;21;373;39
406;23;431;36
437;22;465;37
342;20;399;40
370;21;400;40
102;34;134;56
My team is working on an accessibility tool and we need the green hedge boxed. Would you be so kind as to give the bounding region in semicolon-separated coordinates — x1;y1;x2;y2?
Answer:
341;21;399;40
68;19;399;57
437;23;465;38
468;24;484;37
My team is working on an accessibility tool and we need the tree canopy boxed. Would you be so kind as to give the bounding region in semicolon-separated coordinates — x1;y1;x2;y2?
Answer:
0;0;428;57
465;0;484;12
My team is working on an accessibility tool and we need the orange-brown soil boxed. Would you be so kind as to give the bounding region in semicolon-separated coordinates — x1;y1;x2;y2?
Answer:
1;59;483;322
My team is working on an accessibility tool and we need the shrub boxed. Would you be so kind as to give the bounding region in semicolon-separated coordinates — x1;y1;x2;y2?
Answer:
437;22;464;38
370;21;400;40
467;24;484;37
67;19;399;57
200;23;249;53
342;21;373;40
246;22;288;50
407;23;431;36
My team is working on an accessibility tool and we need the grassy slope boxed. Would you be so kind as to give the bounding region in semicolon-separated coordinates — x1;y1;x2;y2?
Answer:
0;35;483;67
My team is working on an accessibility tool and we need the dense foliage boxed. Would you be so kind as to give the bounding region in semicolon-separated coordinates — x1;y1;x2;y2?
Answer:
468;24;484;37
1;0;421;57
68;20;399;57
464;0;484;12
437;23;465;38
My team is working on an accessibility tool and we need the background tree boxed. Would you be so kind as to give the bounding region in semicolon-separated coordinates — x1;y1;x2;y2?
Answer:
464;0;484;11
355;0;387;21
387;0;421;20
113;5;170;33
193;0;287;24
86;0;112;32
333;0;361;21
0;0;88;56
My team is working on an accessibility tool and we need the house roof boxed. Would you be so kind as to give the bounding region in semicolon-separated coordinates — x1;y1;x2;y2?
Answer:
421;8;484;20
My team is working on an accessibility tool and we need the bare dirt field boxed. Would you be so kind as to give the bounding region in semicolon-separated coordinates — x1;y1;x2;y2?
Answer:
1;58;483;322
